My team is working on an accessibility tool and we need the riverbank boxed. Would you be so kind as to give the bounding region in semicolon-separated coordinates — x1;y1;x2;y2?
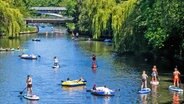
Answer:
19;25;38;35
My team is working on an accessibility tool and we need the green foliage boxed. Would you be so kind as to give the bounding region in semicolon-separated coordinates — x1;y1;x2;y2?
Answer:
78;0;183;58
66;23;75;31
58;0;77;16
0;0;24;37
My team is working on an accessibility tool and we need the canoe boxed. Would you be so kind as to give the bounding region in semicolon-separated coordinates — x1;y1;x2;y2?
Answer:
61;80;86;87
150;81;159;85
169;85;183;92
19;54;38;59
91;87;115;96
138;88;151;94
23;94;39;100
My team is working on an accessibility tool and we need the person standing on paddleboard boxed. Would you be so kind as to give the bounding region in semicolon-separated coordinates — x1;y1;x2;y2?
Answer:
173;67;181;87
141;70;148;89
92;54;96;62
151;65;158;82
26;75;33;96
91;54;97;68
53;56;59;66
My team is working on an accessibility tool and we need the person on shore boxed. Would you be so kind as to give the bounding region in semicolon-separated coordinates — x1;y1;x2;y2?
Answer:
151;65;158;82
26;75;33;96
76;32;79;38
53;56;59;66
173;67;181;87
141;70;148;89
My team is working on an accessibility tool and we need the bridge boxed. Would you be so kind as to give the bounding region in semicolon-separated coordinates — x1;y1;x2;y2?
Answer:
30;7;67;13
25;17;74;24
26;7;73;24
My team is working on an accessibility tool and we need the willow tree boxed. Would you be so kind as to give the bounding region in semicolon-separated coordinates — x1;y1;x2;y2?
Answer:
78;0;115;39
0;0;24;38
112;0;137;50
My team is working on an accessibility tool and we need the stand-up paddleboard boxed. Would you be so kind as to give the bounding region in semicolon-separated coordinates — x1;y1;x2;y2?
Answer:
52;64;60;68
169;85;183;92
23;94;40;100
150;81;159;85
138;88;151;94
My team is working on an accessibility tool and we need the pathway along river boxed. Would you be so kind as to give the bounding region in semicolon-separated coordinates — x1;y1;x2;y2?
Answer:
0;26;183;104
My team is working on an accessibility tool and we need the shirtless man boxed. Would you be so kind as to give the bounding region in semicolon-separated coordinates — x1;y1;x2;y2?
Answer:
173;67;181;87
26;75;33;96
141;70;148;89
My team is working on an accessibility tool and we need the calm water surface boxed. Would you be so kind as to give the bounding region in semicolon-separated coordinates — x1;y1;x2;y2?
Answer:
0;26;183;104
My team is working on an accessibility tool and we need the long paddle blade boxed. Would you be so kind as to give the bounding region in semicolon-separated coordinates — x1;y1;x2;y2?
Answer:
19;87;26;95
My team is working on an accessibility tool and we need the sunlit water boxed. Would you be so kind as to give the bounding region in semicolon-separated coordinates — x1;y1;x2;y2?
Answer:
0;26;183;104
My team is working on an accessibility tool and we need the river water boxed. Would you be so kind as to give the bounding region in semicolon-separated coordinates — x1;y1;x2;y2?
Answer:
0;26;183;104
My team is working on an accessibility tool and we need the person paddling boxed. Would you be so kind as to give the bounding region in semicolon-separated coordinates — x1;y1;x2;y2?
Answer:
26;75;33;96
173;67;181;87
151;65;158;82
141;70;148;89
92;54;96;62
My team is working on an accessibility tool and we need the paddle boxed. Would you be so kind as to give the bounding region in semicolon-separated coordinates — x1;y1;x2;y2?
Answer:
19;87;27;95
86;89;92;92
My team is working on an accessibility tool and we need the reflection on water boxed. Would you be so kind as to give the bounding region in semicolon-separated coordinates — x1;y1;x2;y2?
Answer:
151;85;158;104
26;100;39;104
172;92;183;104
62;86;86;92
139;94;149;104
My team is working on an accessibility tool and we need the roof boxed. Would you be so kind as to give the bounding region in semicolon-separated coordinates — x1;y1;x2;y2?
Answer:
30;7;67;11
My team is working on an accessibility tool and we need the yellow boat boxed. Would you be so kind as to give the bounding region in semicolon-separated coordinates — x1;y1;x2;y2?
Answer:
61;80;86;87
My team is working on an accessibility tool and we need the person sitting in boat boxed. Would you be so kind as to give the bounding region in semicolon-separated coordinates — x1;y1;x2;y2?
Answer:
67;78;70;81
141;70;148;89
173;67;181;87
53;56;59;66
78;76;85;82
26;75;33;96
93;84;96;90
151;65;158;82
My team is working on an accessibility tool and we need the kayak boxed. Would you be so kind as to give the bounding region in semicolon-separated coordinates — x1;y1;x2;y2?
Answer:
169;85;183;92
150;81;159;85
19;54;38;60
138;88;151;94
32;38;41;41
61;80;86;87
90;87;115;96
23;94;39;100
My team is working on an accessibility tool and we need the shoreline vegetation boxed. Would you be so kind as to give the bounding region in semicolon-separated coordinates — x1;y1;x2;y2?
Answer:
19;26;38;35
